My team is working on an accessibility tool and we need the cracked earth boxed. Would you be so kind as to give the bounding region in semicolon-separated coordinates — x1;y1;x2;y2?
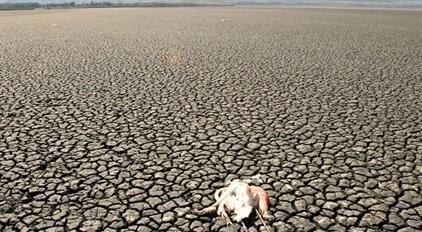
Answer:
1;7;421;232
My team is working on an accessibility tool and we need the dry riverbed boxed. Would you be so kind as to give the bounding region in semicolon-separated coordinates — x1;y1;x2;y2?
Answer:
0;7;421;231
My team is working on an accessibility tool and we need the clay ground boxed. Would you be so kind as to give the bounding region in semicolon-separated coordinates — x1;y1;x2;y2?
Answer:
0;7;421;232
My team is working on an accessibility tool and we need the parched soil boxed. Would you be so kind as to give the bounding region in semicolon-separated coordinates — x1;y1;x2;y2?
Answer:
0;7;421;232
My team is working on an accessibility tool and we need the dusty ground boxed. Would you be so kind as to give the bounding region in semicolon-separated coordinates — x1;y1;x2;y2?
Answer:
0;7;421;232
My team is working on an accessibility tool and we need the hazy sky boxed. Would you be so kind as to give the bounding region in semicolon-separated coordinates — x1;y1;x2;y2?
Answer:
3;0;422;7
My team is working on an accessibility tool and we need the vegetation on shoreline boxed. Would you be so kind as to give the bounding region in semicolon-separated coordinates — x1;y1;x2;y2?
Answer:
0;2;229;11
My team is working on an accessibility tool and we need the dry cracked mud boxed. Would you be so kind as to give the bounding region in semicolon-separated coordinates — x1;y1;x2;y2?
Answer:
0;7;421;232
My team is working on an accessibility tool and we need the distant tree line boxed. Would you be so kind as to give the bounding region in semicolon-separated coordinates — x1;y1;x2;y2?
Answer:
0;2;77;10
1;2;40;10
77;2;208;8
0;1;220;11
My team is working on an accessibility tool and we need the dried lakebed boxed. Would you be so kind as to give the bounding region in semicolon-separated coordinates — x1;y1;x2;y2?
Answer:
0;7;421;232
